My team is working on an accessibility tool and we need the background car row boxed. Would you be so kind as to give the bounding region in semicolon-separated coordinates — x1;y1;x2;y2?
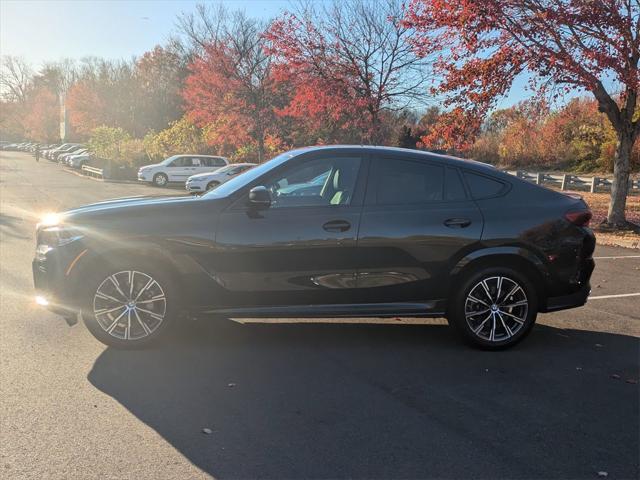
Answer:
137;154;257;192
1;141;257;193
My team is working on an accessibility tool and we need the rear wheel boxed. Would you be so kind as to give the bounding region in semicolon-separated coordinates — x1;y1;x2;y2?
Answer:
448;267;537;349
82;262;177;348
153;173;168;187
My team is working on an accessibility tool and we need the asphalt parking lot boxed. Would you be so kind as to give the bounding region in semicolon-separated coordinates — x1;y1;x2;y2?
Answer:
1;151;639;479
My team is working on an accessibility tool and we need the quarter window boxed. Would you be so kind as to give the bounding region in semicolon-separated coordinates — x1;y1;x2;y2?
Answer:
372;158;444;205
463;171;506;199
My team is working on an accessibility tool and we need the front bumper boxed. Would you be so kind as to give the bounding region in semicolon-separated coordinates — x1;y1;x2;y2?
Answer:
32;242;86;318
186;182;204;192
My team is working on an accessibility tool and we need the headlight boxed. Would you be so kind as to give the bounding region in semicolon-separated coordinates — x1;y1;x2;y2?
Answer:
39;213;62;227
38;226;84;247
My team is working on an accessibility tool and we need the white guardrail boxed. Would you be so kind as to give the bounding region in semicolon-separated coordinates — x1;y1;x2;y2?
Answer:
81;165;104;179
505;170;640;193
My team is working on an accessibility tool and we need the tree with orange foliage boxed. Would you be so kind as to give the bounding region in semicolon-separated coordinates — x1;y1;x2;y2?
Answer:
405;0;640;227
183;12;284;162
23;86;58;142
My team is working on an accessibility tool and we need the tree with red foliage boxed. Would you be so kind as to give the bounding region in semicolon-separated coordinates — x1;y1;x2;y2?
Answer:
183;12;283;162
405;0;640;227
266;0;430;144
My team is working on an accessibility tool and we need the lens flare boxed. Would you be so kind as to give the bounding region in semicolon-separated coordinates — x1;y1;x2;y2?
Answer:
35;295;49;306
40;213;61;227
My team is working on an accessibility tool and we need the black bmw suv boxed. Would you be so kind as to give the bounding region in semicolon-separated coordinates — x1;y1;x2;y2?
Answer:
33;146;595;349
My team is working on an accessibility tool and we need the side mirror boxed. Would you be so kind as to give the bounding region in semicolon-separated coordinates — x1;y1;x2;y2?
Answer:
248;186;271;208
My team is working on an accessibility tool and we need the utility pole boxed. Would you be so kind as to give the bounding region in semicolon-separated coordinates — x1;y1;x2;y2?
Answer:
59;92;67;142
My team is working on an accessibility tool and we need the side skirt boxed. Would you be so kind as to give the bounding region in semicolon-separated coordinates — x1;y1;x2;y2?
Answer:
202;300;447;319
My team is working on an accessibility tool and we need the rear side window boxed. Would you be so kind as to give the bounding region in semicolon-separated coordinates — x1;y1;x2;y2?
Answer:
445;167;466;201
463;171;506;199
372;158;444;205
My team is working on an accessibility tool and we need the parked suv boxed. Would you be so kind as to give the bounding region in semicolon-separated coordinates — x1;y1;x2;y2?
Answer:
33;146;595;349
138;154;228;186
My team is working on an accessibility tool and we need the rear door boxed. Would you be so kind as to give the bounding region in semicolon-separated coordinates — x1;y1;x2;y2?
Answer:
356;155;483;303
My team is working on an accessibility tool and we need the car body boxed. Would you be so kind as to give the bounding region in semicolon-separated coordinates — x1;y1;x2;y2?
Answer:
33;146;595;349
185;163;257;193
54;145;84;162
60;148;88;165
68;154;91;169
138;154;228;187
44;143;76;160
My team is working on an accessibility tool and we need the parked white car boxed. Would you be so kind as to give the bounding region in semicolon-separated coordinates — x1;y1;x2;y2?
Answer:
185;163;257;193
138;154;228;187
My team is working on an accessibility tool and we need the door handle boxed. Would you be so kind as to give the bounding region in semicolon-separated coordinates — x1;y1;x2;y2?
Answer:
323;220;351;232
444;218;471;228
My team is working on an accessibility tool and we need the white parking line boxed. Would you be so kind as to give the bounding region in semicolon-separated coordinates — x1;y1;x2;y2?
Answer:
589;292;640;300
593;255;640;259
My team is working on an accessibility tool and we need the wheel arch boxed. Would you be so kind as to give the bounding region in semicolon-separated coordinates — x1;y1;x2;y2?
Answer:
65;242;186;307
449;246;549;309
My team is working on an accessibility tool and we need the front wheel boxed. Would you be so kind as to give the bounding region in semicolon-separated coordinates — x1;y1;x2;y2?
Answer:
153;173;168;187
448;267;537;349
206;181;220;191
82;264;177;348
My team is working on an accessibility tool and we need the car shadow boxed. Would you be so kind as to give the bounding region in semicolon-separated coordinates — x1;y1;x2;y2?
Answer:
0;213;30;240
88;321;639;479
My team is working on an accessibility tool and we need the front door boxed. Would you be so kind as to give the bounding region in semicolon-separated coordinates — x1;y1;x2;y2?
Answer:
212;153;366;308
356;155;483;303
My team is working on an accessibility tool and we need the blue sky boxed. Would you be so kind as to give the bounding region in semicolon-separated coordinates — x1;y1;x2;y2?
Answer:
0;0;574;110
0;0;285;64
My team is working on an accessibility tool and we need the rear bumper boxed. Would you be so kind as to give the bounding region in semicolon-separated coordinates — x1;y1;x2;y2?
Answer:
541;283;591;313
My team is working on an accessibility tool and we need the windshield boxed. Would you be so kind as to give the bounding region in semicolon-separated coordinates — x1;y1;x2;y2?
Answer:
204;151;297;198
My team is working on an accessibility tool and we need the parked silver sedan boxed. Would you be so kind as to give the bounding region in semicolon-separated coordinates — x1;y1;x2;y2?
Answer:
186;163;257;193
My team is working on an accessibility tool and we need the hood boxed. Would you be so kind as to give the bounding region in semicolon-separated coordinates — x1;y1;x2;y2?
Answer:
188;171;219;181
63;195;196;221
139;163;162;170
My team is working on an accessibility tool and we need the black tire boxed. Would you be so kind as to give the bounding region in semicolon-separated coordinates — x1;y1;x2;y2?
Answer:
81;259;178;349
448;266;537;349
206;181;220;191
153;173;168;187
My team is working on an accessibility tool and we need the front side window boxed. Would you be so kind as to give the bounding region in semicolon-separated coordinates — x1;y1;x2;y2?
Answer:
265;156;361;208
371;157;444;205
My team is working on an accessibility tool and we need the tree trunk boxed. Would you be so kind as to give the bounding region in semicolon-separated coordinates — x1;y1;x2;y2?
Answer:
607;129;633;226
257;133;265;164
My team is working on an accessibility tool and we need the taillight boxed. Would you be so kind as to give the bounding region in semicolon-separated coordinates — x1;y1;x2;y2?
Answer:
565;209;592;227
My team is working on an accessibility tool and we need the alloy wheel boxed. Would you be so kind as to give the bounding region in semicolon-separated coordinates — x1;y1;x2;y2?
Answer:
92;270;167;341
464;276;528;343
